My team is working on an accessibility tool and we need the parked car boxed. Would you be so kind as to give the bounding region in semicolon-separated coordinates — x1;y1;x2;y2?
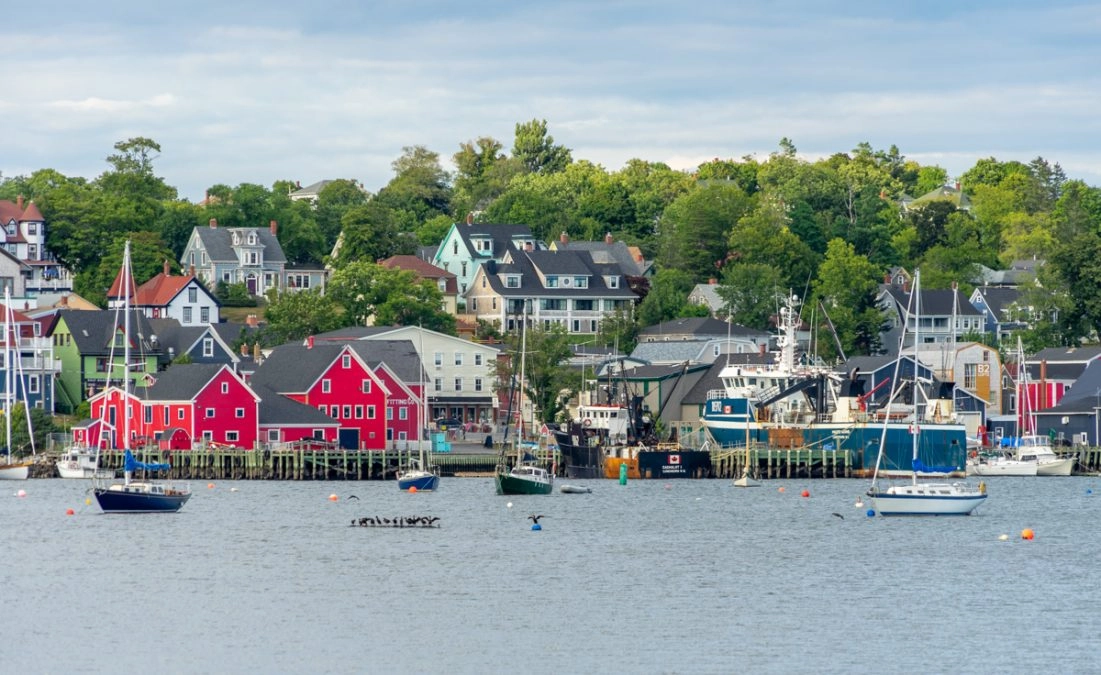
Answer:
435;418;463;430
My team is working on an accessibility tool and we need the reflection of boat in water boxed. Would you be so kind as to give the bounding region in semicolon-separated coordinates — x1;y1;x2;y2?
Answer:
702;293;966;476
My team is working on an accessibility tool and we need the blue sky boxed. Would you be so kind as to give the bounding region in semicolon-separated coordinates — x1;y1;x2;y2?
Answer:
5;1;1101;202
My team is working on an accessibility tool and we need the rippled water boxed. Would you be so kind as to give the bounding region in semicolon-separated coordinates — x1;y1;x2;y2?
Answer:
4;476;1098;674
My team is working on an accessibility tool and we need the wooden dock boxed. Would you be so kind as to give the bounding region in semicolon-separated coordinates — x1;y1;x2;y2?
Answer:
27;442;1101;480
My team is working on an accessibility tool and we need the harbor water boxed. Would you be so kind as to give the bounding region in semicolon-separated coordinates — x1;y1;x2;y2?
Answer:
3;476;1099;674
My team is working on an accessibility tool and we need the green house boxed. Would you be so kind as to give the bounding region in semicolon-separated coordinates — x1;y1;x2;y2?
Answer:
52;309;164;413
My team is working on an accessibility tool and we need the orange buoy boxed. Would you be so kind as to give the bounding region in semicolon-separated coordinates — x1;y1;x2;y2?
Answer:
328;494;338;501
801;489;810;498
778;487;786;493
408;486;418;493
207;483;215;489
65;508;75;516
1021;528;1035;540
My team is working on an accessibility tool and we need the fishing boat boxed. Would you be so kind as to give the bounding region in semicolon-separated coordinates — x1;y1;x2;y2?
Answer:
495;304;553;496
966;449;1037;477
92;241;192;514
56;445;113;479
702;293;967;477
397;336;440;491
867;271;987;516
0;291;35;481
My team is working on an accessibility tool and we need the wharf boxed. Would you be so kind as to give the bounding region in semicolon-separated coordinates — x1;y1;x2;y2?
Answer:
28;442;1101;480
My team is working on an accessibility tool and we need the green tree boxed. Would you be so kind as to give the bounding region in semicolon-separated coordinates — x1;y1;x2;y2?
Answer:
263;288;342;343
512;119;572;175
658;184;752;278
97;137;177;201
812;239;884;357
314;179;370;250
331;202;415;267
75;232;177;307
328;262;454;333
726;200;818;292
373;145;451;225
9;404;55;456
636;269;699;326
715;263;785;330
495;322;575;424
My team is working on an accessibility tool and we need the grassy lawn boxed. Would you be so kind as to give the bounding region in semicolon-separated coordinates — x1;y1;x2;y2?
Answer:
220;305;265;323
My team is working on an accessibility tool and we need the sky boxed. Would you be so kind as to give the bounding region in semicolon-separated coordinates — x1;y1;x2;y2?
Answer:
4;1;1101;203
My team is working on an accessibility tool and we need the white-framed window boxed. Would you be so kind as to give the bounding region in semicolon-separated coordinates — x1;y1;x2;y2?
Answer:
399;407;408;420
475;378;483;392
362;379;372;393
322;379;331;393
454;352;463;366
201;307;210;323
434;378;442;392
506;276;520;288
342;354;351;369
206;408;215;418
235;408;245;418
319;405;327;415
203;430;213;441
331;407;339;419
575;276;588;288
183;307;193;324
434;352;443;367
163;407;169;425
474;353;483;366
205;338;215;358
386;407;393;420
28;375;39;394
221;381;229;394
343;405;352;419
546;275;558;288
355;405;364;419
367;405;376;419
189;287;198;302
226;431;239;443
178;408;185;420
454;377;463;392
267;429;280;442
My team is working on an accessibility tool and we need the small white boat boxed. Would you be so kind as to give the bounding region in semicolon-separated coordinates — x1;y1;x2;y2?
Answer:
967;450;1038;477
559;484;592;494
57;446;112;479
1013;435;1076;476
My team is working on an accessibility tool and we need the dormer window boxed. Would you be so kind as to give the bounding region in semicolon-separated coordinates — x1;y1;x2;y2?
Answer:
607;276;620;289
574;276;588;289
546;276;558;288
248;232;257;245
506;275;520;289
232;232;240;245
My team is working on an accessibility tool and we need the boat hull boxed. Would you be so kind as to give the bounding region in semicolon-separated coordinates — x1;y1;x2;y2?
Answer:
0;462;32;480
554;429;604;479
1036;457;1075;476
704;401;967;475
397;472;439;491
967;459;1037;476
869;484;987;516
495;471;553;495
94;484;192;513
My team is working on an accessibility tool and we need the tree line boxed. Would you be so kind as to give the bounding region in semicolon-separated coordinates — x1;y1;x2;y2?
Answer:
3;127;1100;358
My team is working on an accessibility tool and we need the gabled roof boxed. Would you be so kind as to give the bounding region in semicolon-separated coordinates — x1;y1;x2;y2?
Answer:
451;222;544;259
971;286;1024;318
638;317;768;339
880;284;982;317
1042;360;1101;412
908;183;971;210
148;318;237;363
526;249;592;276
552;237;651;276
252;384;341;426
129;267;208;308
1025;346;1101;382
289;180;335;199
140;363;238;401
191;226;287;264
379;255;457;293
250;343;350;393
621;362;709;381
478;249;638;299
55;309;162;356
350;339;424;383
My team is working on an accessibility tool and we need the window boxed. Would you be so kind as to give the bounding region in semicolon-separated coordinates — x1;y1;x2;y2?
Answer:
342;354;351;369
28;223;37;235
386;407;393;420
206;408;215;418
319;405;327;415
189;287;198;303
343;405;352;419
331;407;339;419
203;431;213;441
454;377;463;392
546;275;558;288
163;407;170;425
183;307;192;324
475;378;483;392
322;379;331;393
575;276;588;288
221;381;229;394
247;252;258;265
461;261;467;277
144;407;152;424
268;429;280;442
434;378;442;392
178;408;185;420
201;307;210;323
28;375;40;394
236;408;245;418
367;405;376;419
222;272;231;283
28;244;37;259
399;407;408;420
454;352;463;366
492;298;497;310
506;276;520;288
474;353;483;366
362;379;372;393
434;352;443;367
607;275;619;288
226;431;239;443
452;240;458;255
205;339;215;358
572;320;580;333
470;298;478;311
387;428;394;441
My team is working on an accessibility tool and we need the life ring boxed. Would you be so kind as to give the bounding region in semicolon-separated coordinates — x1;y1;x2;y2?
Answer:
582;419;592;427
970;450;978;459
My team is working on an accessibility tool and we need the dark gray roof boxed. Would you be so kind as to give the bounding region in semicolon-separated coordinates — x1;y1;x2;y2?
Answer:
252;384;339;425
972;286;1023;318
682;360;726;404
141;363;226;401
250;343;347;393
639;317;768;339
455;223;542;260
348;340;424;383
482;249;638;299
555;240;650;276
312;326;395;341
148;318;207;358
1029;345;1101;364
881;285;981;316
210;322;261;348
194;226;287;264
56;309;163;356
1044;360;1101;412
836;355;898;376
621;363;709;381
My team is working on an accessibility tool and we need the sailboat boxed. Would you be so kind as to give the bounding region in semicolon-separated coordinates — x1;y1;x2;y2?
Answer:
733;407;759;487
495;302;553;496
0;291;35;481
397;332;440;491
867;270;987;516
92;241;192;513
1010;337;1076;476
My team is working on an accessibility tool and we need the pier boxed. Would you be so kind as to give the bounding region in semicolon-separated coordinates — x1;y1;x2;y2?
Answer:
27;441;1101;480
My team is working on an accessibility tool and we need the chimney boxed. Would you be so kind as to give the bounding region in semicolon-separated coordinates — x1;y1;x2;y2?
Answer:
884;273;890;284
465;212;473;226
59;295;68;307
954;182;961;191
296;180;301;189
241;342;249;356
708;278;718;285
604;232;613;245
209;218;218;229
246;314;258;327
188;264;196;277
270;219;278;236
759;343;767;356
163;260;170;276
307;335;315;349
559;231;569;245
17;195;23;210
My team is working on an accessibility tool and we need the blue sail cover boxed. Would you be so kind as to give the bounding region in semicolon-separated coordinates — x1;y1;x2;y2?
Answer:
124;450;170;473
912;458;959;474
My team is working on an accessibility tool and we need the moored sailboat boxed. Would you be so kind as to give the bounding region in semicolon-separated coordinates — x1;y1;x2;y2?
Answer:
92;241;191;513
0;290;35;480
397;334;439;491
495;302;552;496
867;271;987;516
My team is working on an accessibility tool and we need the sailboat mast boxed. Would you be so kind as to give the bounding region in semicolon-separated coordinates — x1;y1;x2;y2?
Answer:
4;290;11;465
911;270;921;485
516;299;528;460
123;241;132;452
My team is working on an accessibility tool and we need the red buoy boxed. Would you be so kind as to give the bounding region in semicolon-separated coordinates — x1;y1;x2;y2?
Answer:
801;489;810;498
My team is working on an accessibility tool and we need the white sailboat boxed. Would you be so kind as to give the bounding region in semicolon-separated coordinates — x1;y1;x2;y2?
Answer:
0;289;36;481
1011;337;1076;476
397;329;439;491
867;270;987;516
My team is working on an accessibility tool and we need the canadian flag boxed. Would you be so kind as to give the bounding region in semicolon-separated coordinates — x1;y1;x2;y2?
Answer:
668;454;681;465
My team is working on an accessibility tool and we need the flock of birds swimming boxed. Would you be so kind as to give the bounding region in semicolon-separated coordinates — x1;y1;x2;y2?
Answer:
351;515;441;528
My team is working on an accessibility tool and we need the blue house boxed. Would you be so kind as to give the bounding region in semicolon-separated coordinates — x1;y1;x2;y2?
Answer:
1;303;59;411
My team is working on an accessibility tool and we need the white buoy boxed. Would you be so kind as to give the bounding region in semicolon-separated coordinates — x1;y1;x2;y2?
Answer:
998;534;1009;541
16;489;26;498
854;498;864;508
507;502;513;509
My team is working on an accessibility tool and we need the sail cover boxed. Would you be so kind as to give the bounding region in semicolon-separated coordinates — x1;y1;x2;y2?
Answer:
124;450;170;472
912;458;959;474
